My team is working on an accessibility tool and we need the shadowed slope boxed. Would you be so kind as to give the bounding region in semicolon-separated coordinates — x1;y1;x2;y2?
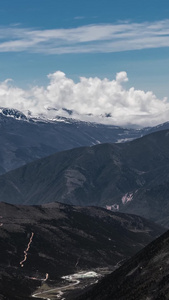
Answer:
1;130;169;225
0;202;165;299
75;228;169;300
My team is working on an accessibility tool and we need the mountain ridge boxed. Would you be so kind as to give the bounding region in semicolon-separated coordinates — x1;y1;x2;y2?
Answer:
0;129;169;226
1;106;169;175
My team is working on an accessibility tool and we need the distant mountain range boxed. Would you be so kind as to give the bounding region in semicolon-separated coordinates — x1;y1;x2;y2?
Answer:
1;107;169;175
1;107;169;300
1;129;169;226
76;225;169;300
0;202;163;300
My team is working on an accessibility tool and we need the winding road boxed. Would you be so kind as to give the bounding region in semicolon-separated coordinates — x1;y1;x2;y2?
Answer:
20;232;34;267
32;278;80;300
32;271;100;299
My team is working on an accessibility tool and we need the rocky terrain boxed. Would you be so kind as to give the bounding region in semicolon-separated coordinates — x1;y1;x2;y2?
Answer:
0;201;165;299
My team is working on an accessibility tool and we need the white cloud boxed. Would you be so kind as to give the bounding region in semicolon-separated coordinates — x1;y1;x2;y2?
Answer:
0;19;169;54
0;71;168;128
74;16;85;20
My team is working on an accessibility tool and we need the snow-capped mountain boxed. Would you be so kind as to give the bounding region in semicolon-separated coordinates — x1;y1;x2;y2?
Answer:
0;107;141;174
0;106;169;175
0;107;28;120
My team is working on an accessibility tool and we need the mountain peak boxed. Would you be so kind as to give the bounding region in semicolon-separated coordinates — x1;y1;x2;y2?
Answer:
1;108;27;120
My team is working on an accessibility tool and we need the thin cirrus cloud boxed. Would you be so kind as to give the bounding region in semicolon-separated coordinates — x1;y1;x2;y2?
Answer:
0;71;168;128
0;19;169;54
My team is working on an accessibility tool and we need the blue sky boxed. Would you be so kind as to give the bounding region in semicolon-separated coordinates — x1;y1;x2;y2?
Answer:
0;0;169;127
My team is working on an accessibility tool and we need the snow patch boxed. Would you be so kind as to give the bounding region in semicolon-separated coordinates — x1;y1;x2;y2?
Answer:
116;138;134;143
62;271;100;281
122;192;133;205
106;204;119;211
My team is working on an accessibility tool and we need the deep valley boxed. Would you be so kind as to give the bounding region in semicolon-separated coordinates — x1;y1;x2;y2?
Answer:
0;201;165;299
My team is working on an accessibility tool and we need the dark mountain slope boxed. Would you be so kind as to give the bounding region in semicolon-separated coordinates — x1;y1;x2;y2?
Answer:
76;227;169;300
0;142;132;206
1;107;169;175
0;130;169;224
0;110;143;175
0;202;164;300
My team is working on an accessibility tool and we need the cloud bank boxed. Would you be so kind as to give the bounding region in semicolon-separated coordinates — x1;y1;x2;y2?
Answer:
0;19;169;54
0;71;168;127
